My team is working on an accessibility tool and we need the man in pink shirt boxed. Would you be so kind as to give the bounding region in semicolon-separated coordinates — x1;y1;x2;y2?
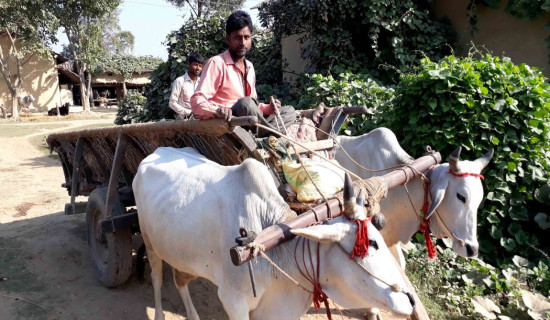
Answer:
191;10;296;136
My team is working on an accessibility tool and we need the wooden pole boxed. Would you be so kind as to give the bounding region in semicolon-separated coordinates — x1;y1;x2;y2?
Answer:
229;152;442;266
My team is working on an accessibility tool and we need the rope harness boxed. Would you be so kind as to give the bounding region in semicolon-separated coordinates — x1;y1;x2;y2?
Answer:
246;210;408;320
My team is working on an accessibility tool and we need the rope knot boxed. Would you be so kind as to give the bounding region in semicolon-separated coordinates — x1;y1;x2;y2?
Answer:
245;242;266;258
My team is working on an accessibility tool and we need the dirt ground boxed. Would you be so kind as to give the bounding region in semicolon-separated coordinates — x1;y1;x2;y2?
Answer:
0;111;402;320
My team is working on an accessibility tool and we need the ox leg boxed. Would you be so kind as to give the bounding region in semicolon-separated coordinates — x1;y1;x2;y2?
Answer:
218;287;250;320
365;308;382;320
172;268;199;320
147;245;165;320
388;243;406;270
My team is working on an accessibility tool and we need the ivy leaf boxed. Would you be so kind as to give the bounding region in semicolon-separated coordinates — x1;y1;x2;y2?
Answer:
493;99;506;112
428;98;437;109
534;212;550;230
500;238;516;251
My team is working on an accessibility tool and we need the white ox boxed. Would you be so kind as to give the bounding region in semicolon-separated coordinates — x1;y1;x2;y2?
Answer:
335;127;493;267
133;147;415;320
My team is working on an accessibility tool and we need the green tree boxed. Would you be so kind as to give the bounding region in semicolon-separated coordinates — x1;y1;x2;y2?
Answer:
0;0;59;119
99;9;135;55
50;0;121;112
165;0;244;17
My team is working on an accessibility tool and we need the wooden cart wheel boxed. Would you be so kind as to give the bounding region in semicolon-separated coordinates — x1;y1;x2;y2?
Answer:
86;187;132;288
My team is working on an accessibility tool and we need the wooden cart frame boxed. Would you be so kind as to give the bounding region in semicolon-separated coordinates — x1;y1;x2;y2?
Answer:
46;107;371;285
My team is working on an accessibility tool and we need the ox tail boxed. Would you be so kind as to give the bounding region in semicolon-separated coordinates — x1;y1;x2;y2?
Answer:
136;243;146;283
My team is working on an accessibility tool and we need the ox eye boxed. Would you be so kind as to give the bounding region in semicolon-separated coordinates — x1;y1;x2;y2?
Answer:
369;239;379;250
457;193;466;203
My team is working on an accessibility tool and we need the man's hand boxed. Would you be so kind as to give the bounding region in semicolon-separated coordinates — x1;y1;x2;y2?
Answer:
215;107;232;122
269;96;282;113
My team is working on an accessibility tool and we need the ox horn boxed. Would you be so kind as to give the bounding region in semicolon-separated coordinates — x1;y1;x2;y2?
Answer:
449;146;462;173
356;188;365;208
475;149;494;169
343;173;356;215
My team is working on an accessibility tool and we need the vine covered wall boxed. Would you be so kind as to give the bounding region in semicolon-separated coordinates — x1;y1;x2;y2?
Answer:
258;0;456;82
432;0;550;77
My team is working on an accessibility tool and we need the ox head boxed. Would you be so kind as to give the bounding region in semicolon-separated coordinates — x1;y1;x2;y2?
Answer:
291;174;415;316
426;147;493;257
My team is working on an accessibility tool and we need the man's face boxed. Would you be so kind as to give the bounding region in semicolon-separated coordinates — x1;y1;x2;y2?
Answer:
226;26;252;59
188;61;203;77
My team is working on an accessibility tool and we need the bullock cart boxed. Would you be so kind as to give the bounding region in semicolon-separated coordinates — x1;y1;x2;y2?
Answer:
47;106;440;318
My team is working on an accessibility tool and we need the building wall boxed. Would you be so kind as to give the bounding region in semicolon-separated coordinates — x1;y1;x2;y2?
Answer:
0;35;61;112
281;33;307;84
59;85;73;105
432;0;550;76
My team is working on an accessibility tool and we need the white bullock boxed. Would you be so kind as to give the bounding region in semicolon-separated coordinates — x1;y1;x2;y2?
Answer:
335;127;493;267
133;147;415;320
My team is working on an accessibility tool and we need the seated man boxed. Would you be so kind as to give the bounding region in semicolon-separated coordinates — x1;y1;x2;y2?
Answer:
169;53;204;119
191;10;296;136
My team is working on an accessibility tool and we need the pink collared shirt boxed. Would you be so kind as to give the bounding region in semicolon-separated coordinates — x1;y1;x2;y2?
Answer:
191;50;270;119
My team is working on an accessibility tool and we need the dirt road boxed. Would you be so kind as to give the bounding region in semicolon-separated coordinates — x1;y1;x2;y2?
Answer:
0;115;401;320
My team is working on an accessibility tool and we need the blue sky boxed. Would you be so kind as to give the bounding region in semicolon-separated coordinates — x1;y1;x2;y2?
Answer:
52;0;263;60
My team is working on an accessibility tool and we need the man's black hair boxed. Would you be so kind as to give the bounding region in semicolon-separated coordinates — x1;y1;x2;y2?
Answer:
188;53;204;64
226;10;253;35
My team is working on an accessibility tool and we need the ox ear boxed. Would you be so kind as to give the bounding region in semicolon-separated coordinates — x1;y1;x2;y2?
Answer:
291;225;345;243
426;166;450;219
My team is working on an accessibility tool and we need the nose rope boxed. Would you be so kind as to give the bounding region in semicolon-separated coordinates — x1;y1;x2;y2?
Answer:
335;243;405;293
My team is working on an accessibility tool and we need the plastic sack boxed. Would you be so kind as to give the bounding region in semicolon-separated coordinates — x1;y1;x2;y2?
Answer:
283;159;345;202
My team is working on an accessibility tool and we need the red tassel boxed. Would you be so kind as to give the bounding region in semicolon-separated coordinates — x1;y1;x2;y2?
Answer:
420;181;437;259
420;220;437;259
312;285;332;320
350;219;369;259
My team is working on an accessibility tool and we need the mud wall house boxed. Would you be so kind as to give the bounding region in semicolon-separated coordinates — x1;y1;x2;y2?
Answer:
0;33;77;112
89;71;152;106
279;1;550;81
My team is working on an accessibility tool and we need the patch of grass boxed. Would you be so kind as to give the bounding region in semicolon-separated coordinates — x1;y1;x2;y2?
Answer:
406;256;460;319
0;123;69;137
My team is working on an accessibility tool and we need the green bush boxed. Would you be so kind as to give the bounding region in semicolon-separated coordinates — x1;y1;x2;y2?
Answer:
378;54;550;271
114;92;148;125
297;72;394;135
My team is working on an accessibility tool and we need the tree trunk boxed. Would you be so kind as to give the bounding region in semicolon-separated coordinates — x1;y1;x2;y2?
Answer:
78;66;90;112
122;81;127;97
11;91;19;120
87;72;93;108
197;0;203;17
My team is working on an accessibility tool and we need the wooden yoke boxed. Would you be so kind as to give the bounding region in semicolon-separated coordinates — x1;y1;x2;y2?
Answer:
229;152;442;266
